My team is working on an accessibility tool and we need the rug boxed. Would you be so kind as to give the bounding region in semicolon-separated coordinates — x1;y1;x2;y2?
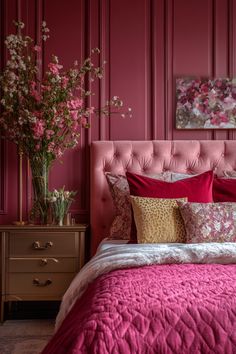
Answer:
0;320;54;354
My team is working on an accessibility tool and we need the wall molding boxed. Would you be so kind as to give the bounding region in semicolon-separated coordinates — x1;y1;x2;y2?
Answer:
0;0;7;214
0;138;7;215
99;0;110;140
165;0;174;140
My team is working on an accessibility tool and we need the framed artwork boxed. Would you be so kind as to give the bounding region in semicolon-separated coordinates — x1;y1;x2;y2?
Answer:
176;77;236;129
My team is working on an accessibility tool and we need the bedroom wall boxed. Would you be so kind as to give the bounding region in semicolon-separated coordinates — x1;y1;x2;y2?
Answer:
0;0;235;223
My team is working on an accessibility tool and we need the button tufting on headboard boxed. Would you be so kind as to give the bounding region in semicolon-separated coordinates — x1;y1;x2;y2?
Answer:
90;140;236;255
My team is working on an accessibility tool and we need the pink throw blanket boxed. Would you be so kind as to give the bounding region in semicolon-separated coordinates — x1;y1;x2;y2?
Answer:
42;263;236;353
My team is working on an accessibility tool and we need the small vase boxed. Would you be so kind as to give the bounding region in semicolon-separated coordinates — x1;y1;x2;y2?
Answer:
29;153;52;224
58;217;64;226
49;191;73;226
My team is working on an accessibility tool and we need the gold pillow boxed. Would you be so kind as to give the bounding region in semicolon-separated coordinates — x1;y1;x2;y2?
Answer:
130;196;187;243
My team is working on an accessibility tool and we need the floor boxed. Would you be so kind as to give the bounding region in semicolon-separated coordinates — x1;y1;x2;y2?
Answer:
0;319;54;354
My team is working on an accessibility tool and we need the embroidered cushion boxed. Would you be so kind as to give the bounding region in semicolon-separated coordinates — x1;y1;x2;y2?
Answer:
106;172;171;240
130;196;187;244
177;201;236;243
170;172;198;181
223;171;236;178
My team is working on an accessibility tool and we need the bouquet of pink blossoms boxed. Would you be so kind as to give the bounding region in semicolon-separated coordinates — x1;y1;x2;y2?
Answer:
0;20;130;161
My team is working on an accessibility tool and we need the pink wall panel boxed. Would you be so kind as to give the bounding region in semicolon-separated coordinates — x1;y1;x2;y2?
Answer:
0;0;235;225
1;0;25;223
109;0;151;140
214;0;229;141
229;0;236;141
172;0;213;141
44;0;88;216
152;0;166;140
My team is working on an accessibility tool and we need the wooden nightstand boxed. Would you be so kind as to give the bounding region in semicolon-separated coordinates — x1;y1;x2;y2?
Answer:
0;224;88;322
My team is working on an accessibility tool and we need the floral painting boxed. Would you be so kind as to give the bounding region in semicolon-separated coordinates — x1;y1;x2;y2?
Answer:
176;77;236;129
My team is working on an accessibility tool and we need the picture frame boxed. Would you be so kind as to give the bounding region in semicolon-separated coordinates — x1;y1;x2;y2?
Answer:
176;77;236;129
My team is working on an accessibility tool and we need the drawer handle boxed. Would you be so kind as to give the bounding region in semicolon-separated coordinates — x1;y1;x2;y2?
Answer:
33;278;52;287
41;258;48;265
32;241;53;250
40;258;59;266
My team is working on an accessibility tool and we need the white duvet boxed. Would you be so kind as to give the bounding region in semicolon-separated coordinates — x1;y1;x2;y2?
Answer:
55;242;236;331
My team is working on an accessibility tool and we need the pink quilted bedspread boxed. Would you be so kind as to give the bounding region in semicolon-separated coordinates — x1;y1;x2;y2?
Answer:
42;264;236;354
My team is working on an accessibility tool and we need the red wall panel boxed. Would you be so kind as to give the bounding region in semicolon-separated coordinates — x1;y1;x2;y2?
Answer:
44;0;88;215
172;0;214;141
109;0;152;140
0;0;235;224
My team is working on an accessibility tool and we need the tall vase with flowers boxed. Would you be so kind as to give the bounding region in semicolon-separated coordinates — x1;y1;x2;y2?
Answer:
0;21;131;224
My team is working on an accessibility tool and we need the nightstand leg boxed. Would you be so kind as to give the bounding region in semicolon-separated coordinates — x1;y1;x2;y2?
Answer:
0;298;4;323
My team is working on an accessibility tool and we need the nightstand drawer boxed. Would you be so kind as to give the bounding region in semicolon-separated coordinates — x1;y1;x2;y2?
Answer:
8;273;75;296
9;232;78;257
9;257;77;273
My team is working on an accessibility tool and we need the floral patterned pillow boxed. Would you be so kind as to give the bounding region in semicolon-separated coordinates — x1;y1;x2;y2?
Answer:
106;172;171;239
170;172;198;182
177;201;236;243
223;171;236;178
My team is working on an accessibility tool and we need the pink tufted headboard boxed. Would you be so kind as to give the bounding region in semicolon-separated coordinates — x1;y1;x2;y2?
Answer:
90;140;236;254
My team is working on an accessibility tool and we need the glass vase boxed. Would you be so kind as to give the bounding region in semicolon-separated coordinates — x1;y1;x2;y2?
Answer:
29;153;51;224
50;198;72;226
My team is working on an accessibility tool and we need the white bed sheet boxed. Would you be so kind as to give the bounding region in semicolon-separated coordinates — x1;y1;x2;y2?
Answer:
96;238;129;253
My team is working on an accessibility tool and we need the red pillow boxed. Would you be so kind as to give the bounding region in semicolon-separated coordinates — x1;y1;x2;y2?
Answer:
213;178;236;202
126;170;213;202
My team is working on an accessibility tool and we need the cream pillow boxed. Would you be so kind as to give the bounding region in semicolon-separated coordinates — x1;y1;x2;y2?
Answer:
130;196;187;243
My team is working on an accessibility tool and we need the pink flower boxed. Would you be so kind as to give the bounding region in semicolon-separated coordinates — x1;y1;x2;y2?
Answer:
46;129;54;139
67;98;83;109
61;77;69;88
197;104;205;113
215;80;222;87
200;84;209;93
33;45;41;52
72;121;79;131
219;114;229;123
31;90;41;101
54;147;63;158
30;81;36;90
48;62;63;75
58;122;64;128
70;110;78;121
79;117;87;127
48;142;55;152
30;82;41;101
32;120;45;138
41;84;50;92
33;111;43;118
87;107;95;114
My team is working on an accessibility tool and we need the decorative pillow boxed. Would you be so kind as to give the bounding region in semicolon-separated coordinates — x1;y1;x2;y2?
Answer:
223;171;236;178
213;178;236;202
170;172;198;182
130;196;187;244
106;172;171;239
126;170;213;202
177;201;236;243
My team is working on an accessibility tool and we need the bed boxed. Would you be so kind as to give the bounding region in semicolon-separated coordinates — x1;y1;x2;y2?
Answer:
42;140;236;354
